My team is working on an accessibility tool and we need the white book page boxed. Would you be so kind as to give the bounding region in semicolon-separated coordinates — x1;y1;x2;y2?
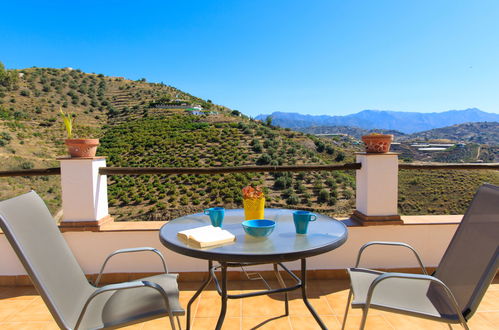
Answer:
177;225;221;240
189;229;234;244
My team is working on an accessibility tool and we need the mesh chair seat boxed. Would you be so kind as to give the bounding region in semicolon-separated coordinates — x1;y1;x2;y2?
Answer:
78;274;184;329
348;268;460;322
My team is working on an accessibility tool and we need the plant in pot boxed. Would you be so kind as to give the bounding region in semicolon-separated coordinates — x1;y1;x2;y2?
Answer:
361;133;393;153
60;108;100;158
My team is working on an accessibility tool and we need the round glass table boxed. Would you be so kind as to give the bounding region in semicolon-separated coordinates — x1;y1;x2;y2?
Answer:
159;208;348;329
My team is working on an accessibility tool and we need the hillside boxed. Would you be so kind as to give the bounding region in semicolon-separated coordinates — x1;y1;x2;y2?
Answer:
0;67;217;212
257;109;499;133
300;126;406;139
303;122;499;163
400;122;499;145
1;65;498;219
100;115;356;220
0;67;356;220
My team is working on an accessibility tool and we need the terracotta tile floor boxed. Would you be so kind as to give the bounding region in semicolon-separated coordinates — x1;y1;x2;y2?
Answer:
1;278;498;329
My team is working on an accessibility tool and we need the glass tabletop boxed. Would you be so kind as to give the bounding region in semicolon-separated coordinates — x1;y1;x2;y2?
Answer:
159;208;348;263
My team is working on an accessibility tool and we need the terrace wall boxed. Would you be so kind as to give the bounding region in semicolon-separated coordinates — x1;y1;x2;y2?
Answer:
0;219;458;282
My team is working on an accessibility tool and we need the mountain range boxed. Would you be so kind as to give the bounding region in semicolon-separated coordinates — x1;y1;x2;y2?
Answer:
256;108;499;133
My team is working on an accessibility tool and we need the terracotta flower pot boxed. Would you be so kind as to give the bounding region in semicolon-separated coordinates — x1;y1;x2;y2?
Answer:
361;134;393;153
65;139;100;158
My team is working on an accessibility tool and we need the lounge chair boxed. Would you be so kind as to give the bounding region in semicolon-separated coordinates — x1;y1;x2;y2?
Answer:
0;191;184;329
343;183;499;329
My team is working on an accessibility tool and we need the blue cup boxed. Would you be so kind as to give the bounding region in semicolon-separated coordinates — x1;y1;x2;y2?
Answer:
293;210;317;234
204;207;225;227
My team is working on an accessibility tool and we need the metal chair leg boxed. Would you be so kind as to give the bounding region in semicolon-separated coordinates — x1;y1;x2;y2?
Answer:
359;305;369;330
176;315;182;330
341;287;353;330
167;308;176;330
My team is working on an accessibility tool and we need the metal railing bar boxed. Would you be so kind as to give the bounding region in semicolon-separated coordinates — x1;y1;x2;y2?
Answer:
399;163;499;170
0;162;498;178
0;167;61;178
99;163;362;176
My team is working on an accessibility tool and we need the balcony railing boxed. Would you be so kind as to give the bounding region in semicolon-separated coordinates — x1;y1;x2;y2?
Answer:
2;162;498;178
0;156;497;228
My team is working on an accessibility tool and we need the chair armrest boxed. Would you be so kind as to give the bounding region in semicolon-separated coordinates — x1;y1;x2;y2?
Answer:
363;273;466;326
95;247;168;286
75;280;174;330
355;241;427;274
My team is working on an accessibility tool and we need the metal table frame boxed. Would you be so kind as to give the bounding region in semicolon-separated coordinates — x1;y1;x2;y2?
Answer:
159;208;348;330
185;259;327;329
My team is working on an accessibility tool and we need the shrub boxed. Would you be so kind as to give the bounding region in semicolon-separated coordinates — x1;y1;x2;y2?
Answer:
20;161;34;169
256;153;272;165
274;176;292;189
325;145;335;154
325;177;337;188
318;189;330;203
286;193;300;205
343;190;353;199
252;143;263;153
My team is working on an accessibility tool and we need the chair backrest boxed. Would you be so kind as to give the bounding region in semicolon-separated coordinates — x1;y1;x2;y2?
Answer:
0;191;94;329
433;183;499;319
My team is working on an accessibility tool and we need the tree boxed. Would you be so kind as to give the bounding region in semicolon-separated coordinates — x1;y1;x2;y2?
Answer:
265;115;273;126
335;151;345;162
315;140;325;153
0;61;19;90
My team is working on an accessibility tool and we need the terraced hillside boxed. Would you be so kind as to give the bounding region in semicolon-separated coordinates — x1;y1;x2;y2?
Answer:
0;67;225;213
0;66;356;219
100;114;356;221
399;169;499;214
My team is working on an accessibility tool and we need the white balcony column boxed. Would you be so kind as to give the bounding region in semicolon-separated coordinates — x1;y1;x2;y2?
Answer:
352;152;402;225
58;157;113;231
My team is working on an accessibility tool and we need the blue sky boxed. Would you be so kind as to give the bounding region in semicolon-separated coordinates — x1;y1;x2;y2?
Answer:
1;0;499;116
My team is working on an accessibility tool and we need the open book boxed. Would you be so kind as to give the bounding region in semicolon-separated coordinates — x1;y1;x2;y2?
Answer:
177;225;236;248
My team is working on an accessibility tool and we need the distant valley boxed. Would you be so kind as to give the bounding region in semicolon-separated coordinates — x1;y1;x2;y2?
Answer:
257;109;499;134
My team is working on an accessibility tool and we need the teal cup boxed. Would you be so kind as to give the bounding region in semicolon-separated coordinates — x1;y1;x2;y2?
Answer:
293;210;317;234
204;207;225;227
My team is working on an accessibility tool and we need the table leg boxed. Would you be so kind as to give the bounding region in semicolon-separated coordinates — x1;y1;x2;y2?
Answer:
215;262;228;330
273;263;289;315
301;258;327;330
187;260;213;330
